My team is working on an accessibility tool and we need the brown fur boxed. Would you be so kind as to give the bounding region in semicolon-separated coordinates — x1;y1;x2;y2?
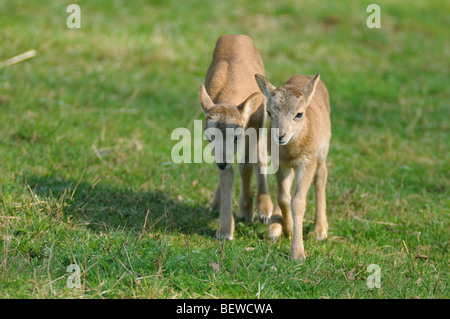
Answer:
256;73;331;261
199;35;273;240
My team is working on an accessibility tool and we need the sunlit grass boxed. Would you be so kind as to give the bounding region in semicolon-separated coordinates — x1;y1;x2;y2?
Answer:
0;0;448;298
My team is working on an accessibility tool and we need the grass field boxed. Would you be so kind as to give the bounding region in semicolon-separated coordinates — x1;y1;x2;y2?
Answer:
0;0;448;299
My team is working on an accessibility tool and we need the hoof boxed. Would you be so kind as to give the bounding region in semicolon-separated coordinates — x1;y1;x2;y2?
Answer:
315;224;328;241
216;230;234;241
257;194;273;224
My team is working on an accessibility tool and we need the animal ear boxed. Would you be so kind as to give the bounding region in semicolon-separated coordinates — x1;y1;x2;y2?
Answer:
199;84;215;112
255;74;276;99
238;92;263;124
302;73;320;105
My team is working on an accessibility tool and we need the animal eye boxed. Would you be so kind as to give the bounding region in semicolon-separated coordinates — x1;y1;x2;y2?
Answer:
267;110;272;117
295;113;303;119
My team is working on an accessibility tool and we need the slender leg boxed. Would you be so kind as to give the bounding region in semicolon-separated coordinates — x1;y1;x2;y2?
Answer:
267;166;294;241
314;160;328;240
255;130;273;224
255;169;273;224
210;184;220;211
238;162;254;222
216;166;235;240
290;161;316;261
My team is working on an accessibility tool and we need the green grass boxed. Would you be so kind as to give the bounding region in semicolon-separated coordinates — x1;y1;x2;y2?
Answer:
0;0;448;298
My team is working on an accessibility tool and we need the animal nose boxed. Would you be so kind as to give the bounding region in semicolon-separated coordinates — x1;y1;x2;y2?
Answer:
216;163;228;170
278;133;286;141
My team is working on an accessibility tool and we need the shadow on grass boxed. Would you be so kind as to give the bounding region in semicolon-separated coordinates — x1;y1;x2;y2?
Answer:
23;175;215;237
